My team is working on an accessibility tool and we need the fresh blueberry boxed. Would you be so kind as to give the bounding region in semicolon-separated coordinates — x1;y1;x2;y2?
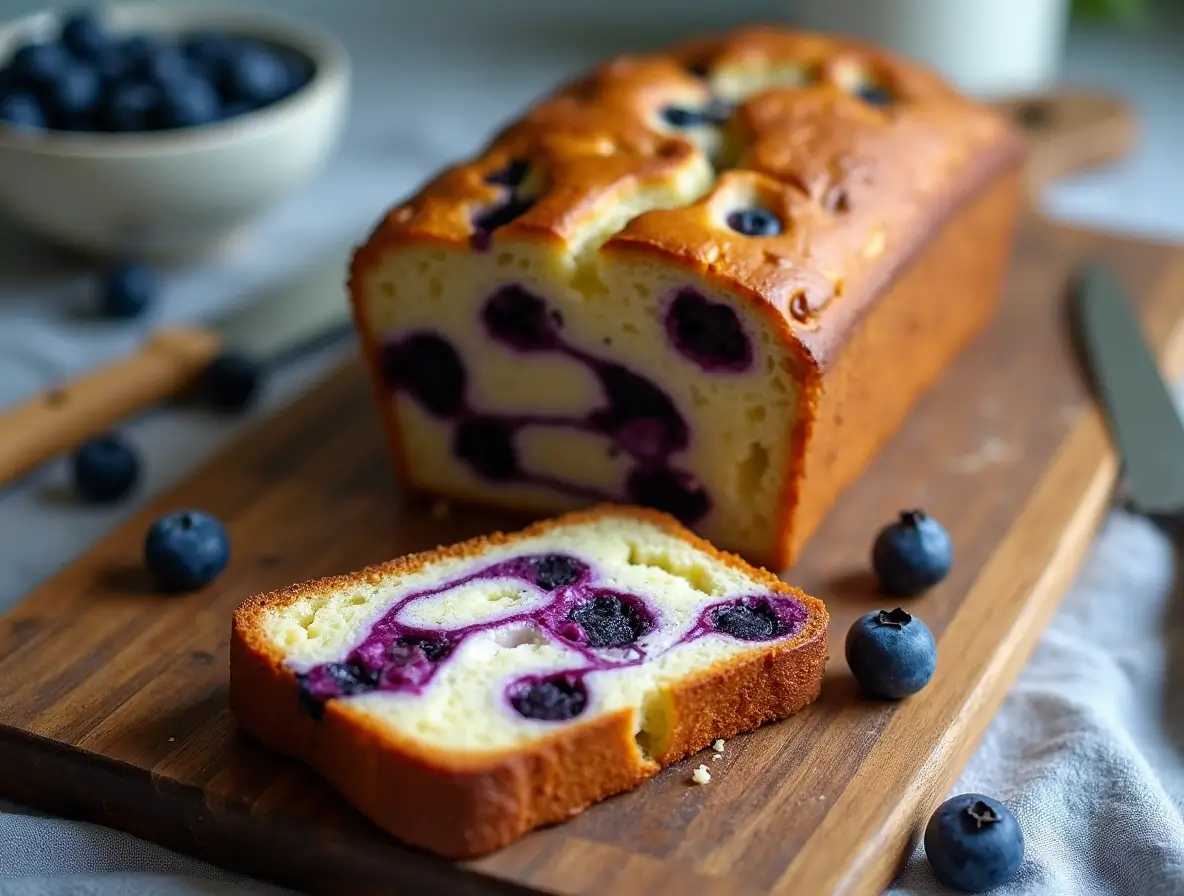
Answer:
454;418;518;480
872;509;953;597
71;433;140;503
180;31;236;76
660;99;730;128
101;81;161;131
133;46;192;86
379;333;466;418
8;42;69;89
712;599;781;641
509;674;587;721
569;593;652;648
97;262;156;318
60;9;109;60
485;158;530;188
593;363;688;458
856;84;893;107
221;99;253;119
0;91;46;130
202;351;262;413
472;194;535;235
667;288;751;371
44;64;102;128
155;75;220;128
845;607;937;699
626;465;710;526
143;509;231;592
726;209;782;237
925;794;1024;892
481;285;560;351
522;554;585;591
217;44;291;106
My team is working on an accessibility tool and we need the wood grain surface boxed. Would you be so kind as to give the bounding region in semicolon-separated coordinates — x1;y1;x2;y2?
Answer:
1;213;1182;895
0;89;1175;895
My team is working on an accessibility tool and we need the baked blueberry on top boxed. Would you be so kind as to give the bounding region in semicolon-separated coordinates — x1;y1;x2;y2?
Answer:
232;508;829;857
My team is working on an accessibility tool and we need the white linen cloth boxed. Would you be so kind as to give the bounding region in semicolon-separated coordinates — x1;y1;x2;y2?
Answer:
2;2;1183;893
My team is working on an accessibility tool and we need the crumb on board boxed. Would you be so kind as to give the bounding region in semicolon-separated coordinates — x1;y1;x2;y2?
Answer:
168;737;175;742
712;753;723;761
713;739;725;752
430;501;451;520
692;764;712;785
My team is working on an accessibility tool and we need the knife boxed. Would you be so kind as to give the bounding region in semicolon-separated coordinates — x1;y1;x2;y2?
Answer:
1073;260;1184;515
0;245;356;488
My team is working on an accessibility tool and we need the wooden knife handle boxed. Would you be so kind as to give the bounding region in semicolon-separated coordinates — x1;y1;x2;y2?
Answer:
0;328;222;486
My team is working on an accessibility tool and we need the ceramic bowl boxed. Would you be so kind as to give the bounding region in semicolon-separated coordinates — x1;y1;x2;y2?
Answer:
0;2;350;260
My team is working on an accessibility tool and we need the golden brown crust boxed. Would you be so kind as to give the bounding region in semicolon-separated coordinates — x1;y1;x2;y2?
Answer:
229;505;828;857
348;24;1023;367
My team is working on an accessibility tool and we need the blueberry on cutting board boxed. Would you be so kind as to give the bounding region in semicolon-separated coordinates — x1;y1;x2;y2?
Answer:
144;510;230;592
925;794;1024;892
845;607;936;699
202;351;262;413
872;509;953;597
72;433;140;503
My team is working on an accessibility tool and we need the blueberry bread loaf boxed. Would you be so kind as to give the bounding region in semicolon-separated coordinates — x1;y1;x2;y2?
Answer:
349;26;1024;570
230;506;828;857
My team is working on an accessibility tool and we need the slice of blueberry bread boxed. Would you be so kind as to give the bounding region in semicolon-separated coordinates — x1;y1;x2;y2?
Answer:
348;26;1024;569
230;506;828;858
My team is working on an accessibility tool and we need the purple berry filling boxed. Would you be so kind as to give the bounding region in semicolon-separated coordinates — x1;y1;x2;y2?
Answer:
380;285;718;524
567;592;653;648
508;673;588;721
665;288;753;372
295;551;808;723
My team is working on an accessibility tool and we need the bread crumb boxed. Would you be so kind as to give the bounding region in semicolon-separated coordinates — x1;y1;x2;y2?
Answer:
712;753;723;761
168;737;175;743
713;739;725;752
430;501;451;520
691;764;712;785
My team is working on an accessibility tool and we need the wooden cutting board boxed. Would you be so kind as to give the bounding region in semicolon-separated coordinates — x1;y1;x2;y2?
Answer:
1;92;1179;896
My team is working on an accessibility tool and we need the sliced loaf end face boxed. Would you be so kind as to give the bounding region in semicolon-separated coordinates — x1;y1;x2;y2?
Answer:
230;506;827;856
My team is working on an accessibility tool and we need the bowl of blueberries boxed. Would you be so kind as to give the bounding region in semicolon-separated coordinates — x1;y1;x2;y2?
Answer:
0;3;349;259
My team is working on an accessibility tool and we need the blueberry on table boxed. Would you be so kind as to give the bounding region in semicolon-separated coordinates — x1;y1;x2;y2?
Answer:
845;607;937;699
71;433;140;503
144;510;231;592
925;794;1024;892
202;351;262;413
97;262;156;318
0;91;46;130
872;509;952;597
60;8;109;60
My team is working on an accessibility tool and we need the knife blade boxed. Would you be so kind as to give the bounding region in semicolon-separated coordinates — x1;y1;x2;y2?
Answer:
1073;260;1184;514
0;244;356;488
